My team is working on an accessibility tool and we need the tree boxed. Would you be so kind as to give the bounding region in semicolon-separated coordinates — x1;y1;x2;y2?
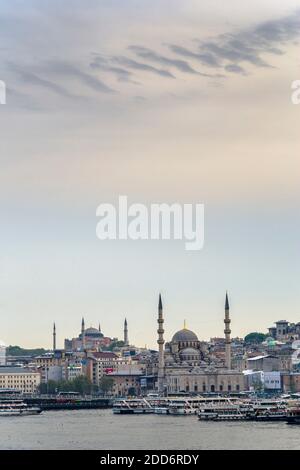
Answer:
38;376;93;395
103;340;125;351
99;375;114;394
244;332;267;344
128;387;137;396
7;345;48;357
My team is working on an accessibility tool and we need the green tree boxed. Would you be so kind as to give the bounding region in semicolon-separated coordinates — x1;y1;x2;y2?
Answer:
103;340;125;351
128;387;137;396
244;332;267;344
7;345;48;357
99;376;114;394
38;376;93;395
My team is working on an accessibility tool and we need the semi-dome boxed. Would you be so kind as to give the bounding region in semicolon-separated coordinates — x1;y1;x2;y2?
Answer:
172;328;198;342
180;347;200;356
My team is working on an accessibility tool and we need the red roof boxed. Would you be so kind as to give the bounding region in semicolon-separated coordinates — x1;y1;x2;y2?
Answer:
92;352;118;359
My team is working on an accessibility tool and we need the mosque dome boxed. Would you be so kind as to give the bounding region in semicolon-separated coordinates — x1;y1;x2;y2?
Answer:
85;327;102;337
180;347;200;356
172;328;198;342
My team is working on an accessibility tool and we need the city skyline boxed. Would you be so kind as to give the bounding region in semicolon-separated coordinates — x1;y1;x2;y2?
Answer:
0;0;299;348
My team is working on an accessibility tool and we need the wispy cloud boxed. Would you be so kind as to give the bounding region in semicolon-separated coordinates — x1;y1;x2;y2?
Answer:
128;45;199;74
7;63;79;99
168;44;221;68
111;56;175;78
170;10;300;73
90;56;139;84
46;61;115;94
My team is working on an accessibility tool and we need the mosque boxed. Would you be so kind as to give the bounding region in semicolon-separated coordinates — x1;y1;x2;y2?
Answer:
63;317;129;352
156;293;245;394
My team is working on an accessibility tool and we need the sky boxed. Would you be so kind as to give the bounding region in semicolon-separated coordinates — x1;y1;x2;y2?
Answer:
0;0;299;349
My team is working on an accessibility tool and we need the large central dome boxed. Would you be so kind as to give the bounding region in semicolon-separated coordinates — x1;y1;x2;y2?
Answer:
172;328;198;342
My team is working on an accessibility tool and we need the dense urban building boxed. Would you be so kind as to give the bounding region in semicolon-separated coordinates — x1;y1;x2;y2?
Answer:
0;367;40;393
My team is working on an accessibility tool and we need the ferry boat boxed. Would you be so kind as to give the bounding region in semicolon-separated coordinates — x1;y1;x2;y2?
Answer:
251;406;287;421
198;402;247;421
248;399;288;421
112;398;154;414
286;407;300;424
168;399;198;415
0;399;42;416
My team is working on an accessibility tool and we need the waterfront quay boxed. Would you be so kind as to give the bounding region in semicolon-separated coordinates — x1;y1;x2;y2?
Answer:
1;393;112;411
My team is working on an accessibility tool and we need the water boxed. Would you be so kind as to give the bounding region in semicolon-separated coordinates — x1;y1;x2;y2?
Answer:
0;409;300;450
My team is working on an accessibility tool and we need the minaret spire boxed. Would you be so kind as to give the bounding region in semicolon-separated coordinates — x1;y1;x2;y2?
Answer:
157;294;165;395
53;322;56;351
81;317;86;350
124;318;129;346
224;292;231;369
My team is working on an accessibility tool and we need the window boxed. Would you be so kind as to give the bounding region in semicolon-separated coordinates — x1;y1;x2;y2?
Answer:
211;385;215;392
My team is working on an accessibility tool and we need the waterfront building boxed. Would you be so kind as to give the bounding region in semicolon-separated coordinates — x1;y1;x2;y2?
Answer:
282;372;300;393
0;366;41;393
244;370;281;392
86;351;119;385
247;355;280;372
110;370;143;396
34;350;71;383
167;368;245;394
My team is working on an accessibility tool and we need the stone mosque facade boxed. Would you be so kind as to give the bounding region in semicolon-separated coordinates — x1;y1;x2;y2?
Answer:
156;294;245;394
164;324;206;367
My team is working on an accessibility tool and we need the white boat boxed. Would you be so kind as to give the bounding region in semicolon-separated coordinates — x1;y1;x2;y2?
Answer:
0;399;42;416
113;398;154;414
198;403;246;421
249;400;288;421
168;399;198;415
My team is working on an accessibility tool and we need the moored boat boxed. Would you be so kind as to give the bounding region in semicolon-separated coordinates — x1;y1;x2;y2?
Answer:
112;398;154;414
286;407;300;424
168;399;198;415
198;403;247;421
0;399;42;416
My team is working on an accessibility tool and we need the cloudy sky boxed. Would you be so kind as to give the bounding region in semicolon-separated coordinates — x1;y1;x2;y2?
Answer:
0;0;299;348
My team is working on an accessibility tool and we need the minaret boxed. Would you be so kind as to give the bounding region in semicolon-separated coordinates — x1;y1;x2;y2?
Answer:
224;292;232;369
81;317;86;350
124;318;129;346
157;294;165;395
53;322;56;351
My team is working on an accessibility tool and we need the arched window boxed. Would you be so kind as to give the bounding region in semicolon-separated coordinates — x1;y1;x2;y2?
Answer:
211;384;215;392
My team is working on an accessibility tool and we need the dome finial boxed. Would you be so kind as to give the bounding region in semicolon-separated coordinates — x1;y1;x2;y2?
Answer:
183;319;187;329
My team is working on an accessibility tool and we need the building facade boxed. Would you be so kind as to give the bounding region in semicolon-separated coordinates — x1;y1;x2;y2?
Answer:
0;367;41;393
153;293;246;394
